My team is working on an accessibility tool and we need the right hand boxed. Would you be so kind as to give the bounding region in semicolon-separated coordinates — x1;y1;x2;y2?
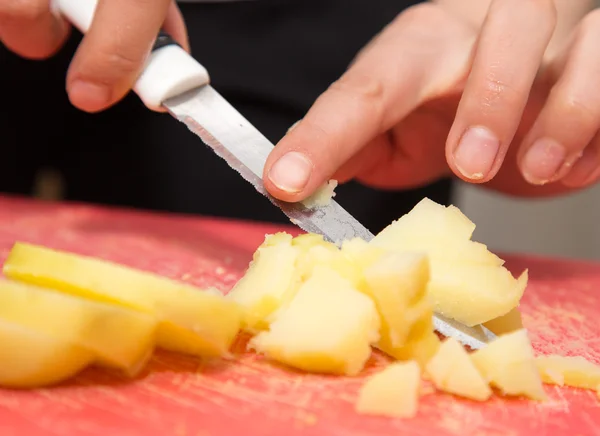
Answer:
0;0;189;113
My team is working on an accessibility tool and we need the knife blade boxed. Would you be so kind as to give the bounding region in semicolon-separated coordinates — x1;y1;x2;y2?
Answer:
54;0;497;350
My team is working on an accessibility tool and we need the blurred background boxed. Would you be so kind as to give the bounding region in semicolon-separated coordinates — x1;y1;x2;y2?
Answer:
454;183;600;261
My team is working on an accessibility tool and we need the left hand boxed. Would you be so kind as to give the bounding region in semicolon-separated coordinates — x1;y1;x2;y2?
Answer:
262;0;600;201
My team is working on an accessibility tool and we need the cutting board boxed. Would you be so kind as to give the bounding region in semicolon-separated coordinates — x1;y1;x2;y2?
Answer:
0;195;598;436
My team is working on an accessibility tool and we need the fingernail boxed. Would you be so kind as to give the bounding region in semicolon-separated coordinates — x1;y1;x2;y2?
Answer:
68;80;111;112
522;138;566;185
268;151;313;193
454;126;500;180
561;146;599;187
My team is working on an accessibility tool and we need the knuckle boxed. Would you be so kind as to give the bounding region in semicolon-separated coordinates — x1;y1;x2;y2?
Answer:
395;3;449;33
78;45;143;84
558;94;599;127
0;0;49;22
330;72;385;108
478;73;523;113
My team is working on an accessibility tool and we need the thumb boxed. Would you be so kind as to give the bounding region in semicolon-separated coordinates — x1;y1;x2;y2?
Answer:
262;5;475;202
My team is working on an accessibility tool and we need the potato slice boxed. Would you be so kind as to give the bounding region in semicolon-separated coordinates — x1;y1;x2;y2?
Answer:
425;338;492;401
427;262;528;326
0;318;94;388
0;278;155;375
355;361;421;418
3;242;242;358
536;355;600;390
471;329;546;400
483;307;524;335
227;233;301;332
249;266;380;376
0;278;156;375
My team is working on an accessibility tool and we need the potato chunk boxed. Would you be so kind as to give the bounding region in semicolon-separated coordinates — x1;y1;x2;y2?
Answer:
471;329;546;400
249;267;380;376
355;361;421;418
483;307;524;335
0;278;156;376
227;233;301;332
425;338;492;401
369;198;527;326
536;355;600;390
3;242;242;358
0;318;94;388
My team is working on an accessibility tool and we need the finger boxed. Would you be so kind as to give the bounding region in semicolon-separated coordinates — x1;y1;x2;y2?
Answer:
445;0;557;183
561;135;600;188
66;0;173;113
162;2;190;52
263;5;475;202
518;10;600;185
0;0;70;59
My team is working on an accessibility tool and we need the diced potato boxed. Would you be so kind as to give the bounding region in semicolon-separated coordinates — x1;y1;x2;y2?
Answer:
376;319;441;368
536;355;600;390
227;234;301;332
340;238;387;273
0;278;156;376
483;307;524;335
369;198;526;326
371;198;503;266
362;251;430;348
425;338;492;401
427;262;528;326
471;329;546;400
249;266;380;376
3;242;243;358
0;318;94;388
355;361;421;418
296;244;362;288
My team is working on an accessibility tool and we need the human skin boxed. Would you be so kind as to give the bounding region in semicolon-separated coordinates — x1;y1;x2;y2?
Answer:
263;0;600;200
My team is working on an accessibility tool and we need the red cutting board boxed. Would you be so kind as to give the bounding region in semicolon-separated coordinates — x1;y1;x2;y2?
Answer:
0;195;598;436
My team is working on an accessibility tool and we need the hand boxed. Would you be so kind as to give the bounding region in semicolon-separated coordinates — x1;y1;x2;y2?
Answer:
0;0;189;113
263;0;600;201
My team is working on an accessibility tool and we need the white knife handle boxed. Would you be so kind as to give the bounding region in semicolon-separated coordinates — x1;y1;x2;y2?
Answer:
53;0;211;111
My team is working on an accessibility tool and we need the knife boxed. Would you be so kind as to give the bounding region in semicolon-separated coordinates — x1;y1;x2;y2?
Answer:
53;0;497;350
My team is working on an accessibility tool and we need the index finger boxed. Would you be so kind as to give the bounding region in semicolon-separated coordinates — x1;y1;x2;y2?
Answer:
66;0;173;113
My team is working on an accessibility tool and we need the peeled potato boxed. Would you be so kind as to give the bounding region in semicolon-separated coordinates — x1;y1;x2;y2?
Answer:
355;361;421;418
536;355;600;390
471;329;546;401
426;338;492;401
0;318;94;388
3;242;243;358
249;266;380;376
0;278;156;376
